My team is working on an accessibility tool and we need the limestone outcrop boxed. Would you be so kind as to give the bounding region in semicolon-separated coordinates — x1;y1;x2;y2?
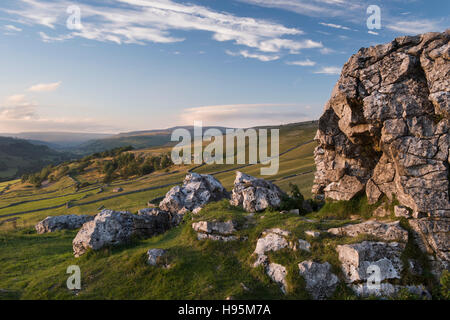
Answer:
312;30;449;275
72;210;171;257
230;172;285;212
159;173;229;218
35;215;94;234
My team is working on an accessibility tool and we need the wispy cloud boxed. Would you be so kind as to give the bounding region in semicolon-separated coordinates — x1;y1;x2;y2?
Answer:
28;81;61;92
5;0;323;56
386;19;446;35
181;103;313;127
226;50;280;62
319;22;351;31
0;95;37;120
314;66;341;75
286;59;316;67
4;24;22;32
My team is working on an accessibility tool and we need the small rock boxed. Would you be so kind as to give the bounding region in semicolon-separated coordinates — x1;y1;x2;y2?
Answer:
192;220;237;235
266;263;288;294
351;283;431;299
147;249;167;266
298;261;339;300
240;283;250;292
113;187;123;193
297;239;311;252
289;209;300;215
394;205;411;218
305;230;320;238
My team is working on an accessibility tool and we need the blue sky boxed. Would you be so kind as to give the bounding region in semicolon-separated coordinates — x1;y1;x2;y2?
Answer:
0;0;448;133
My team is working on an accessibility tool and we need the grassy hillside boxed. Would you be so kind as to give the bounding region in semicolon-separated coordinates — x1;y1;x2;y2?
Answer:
0;137;74;182
0;121;330;300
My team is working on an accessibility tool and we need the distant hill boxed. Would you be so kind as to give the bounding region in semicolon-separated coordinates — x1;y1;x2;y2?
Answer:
0;132;113;149
73;126;232;155
0;137;74;181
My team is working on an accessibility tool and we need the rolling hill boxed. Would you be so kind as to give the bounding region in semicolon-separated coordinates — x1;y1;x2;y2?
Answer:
0;137;74;181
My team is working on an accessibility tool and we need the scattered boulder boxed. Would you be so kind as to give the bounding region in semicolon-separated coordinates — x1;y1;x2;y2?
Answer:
35;215;94;234
336;241;405;283
147;249;167;266
192;220;239;242
159;173;228;217
305;230;320;238
328;220;408;242
351;283;430;299
253;228;292;267
297;239;311;252
394;205;411;218
72;210;171;257
298;261;339;300
311;30;450;277
266;263;288;294
230;172;285;212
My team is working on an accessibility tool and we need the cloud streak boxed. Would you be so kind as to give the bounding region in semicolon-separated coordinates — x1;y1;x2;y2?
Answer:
6;0;323;56
28;81;62;92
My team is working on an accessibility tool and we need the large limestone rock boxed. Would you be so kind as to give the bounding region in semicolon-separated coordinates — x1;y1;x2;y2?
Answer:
192;220;239;241
298;261;339;300
328;220;408;242
252;228;292;267
35;215;94;234
72;210;171;257
230;172;285;212
159;173;228;217
336;241;405;283
312;30;450;276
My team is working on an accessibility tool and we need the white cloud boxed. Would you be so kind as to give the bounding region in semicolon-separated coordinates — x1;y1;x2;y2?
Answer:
314;66;341;75
368;30;379;35
319;22;351;31
0;95;37;120
4;24;22;32
386;19;445;35
319;47;335;54
5;0;322;56
286;59;316;67
181;103;313;128
226;50;280;62
28;81;61;92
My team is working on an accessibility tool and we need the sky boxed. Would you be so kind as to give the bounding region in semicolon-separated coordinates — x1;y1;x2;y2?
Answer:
0;0;448;133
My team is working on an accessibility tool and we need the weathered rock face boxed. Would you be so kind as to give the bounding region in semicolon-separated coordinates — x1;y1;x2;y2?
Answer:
230;172;285;212
298;261;339;300
72;210;171;257
159;173;229;217
336;241;405;283
147;249;167;266
35;215;94;234
192;220;239;241
266;263;288;294
312;30;449;274
328;220;408;242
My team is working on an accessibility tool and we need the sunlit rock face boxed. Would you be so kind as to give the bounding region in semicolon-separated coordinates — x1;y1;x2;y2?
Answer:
312;30;449;276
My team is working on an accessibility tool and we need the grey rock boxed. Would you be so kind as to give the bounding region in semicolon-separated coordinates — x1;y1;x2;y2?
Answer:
266;263;288;294
297;239;311;252
147;248;167;266
298;261;339;300
72;210;170;257
35;215;94;234
230;172;285;212
305;230;320;238
336;241;405;283
159;173;228;217
351;283;430;299
312;30;450;275
328;220;408;242
192;220;237;235
394;205;411;218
